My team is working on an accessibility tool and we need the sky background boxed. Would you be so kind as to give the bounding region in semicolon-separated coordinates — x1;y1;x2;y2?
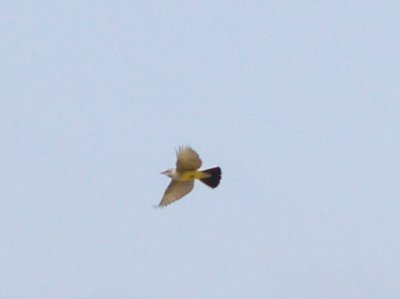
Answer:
1;1;400;298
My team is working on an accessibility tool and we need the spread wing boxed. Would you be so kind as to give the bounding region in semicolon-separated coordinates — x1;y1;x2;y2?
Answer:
176;146;202;171
158;180;194;207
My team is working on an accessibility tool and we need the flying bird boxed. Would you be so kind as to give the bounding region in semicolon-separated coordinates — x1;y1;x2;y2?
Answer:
158;146;221;207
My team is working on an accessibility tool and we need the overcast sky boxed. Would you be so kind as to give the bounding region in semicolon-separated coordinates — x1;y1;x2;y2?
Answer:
1;1;399;298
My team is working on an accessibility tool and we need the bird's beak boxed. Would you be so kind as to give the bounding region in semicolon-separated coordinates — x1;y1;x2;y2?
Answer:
160;170;167;175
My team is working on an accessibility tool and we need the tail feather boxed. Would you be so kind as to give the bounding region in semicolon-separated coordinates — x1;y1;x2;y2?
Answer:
200;167;221;188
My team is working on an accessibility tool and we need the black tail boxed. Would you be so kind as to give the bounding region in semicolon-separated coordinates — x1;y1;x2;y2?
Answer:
200;167;222;188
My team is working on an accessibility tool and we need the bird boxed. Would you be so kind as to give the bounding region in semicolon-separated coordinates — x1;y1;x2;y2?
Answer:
157;146;221;207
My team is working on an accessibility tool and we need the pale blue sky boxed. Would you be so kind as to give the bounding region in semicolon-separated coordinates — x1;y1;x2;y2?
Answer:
1;1;399;298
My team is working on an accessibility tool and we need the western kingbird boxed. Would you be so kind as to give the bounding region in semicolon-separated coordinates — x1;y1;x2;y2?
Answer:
158;146;222;207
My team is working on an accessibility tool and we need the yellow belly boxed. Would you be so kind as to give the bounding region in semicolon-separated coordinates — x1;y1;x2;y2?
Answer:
176;170;209;181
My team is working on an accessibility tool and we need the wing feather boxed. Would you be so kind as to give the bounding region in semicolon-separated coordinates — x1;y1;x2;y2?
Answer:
158;180;194;207
176;146;202;171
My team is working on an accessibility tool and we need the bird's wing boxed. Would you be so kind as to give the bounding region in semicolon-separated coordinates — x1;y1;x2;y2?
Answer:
158;180;194;207
176;146;202;171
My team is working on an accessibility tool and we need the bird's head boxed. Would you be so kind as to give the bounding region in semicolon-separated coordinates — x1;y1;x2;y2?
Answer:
160;168;175;178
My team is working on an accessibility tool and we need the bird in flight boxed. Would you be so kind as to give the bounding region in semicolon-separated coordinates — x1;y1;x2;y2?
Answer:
157;146;221;207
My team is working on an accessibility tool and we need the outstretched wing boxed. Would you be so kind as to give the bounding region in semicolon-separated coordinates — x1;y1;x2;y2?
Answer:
176;146;202;171
158;180;194;207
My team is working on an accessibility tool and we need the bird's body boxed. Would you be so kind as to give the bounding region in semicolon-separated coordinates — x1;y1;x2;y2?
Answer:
158;146;221;207
162;168;209;181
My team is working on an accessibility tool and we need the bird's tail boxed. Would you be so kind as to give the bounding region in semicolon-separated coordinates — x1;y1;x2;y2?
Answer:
199;167;222;188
